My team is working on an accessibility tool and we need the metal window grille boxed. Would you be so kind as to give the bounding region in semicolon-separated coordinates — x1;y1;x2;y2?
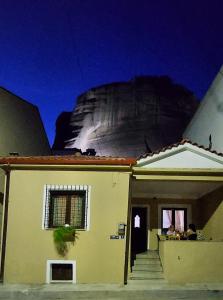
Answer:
44;185;89;229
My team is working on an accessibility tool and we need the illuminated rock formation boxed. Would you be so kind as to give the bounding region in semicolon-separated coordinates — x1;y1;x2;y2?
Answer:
53;76;198;157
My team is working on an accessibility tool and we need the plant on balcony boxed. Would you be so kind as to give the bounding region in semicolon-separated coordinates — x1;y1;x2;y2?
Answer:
53;224;77;256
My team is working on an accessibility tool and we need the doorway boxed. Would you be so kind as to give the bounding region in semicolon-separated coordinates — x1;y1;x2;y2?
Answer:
131;207;148;256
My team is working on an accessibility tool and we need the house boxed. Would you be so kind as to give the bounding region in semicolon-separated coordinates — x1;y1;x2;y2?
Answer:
0;156;134;284
0;87;50;157
0;87;51;245
0;140;223;284
184;65;223;152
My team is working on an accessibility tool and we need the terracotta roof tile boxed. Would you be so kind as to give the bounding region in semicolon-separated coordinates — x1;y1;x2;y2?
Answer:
137;139;223;160
1;140;222;167
0;155;136;166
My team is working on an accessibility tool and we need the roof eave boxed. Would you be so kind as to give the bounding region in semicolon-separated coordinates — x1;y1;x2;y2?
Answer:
0;163;133;172
133;166;223;177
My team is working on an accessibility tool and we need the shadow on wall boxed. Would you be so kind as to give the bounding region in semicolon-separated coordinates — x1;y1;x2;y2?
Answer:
0;192;3;205
198;186;223;231
0;192;4;236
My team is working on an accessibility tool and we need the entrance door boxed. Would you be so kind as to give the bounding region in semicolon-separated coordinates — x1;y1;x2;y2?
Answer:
131;207;147;255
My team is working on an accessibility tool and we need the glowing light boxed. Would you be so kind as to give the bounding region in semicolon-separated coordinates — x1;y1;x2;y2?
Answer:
134;215;140;228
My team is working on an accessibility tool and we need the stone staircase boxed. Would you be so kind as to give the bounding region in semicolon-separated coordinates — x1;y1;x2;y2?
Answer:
128;250;165;284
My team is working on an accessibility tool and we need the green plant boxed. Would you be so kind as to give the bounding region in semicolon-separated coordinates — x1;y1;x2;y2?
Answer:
53;226;76;256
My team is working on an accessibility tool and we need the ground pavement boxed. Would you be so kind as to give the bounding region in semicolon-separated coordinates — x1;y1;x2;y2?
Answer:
0;282;223;300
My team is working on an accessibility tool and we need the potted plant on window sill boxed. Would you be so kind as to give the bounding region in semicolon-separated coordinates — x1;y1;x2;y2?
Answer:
53;224;77;256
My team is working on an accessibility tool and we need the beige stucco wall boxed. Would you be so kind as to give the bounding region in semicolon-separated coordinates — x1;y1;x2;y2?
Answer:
199;186;223;241
0;170;5;195
159;240;223;283
203;201;223;240
0;87;50;156
184;65;223;153
0;170;5;239
132;197;199;250
4;169;130;284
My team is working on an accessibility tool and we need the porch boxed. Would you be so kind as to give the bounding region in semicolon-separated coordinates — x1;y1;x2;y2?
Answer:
131;155;223;284
159;240;223;283
130;171;223;283
130;141;223;252
131;177;223;251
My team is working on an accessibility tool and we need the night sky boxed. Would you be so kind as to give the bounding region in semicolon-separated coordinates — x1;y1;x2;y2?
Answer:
0;0;222;145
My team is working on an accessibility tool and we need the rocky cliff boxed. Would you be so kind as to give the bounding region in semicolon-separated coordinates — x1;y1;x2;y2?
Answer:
53;76;198;157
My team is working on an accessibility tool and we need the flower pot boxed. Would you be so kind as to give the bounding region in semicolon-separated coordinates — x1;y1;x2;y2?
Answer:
63;232;75;242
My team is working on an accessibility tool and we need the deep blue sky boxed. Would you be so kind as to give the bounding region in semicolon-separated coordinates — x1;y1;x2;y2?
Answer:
0;0;222;145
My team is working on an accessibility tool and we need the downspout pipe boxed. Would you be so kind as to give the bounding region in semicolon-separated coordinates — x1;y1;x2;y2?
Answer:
0;166;11;282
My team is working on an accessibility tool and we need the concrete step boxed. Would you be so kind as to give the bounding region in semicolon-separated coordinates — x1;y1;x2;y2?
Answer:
132;264;162;272
134;258;161;265
129;271;164;280
128;278;167;285
130;250;164;282
136;252;159;259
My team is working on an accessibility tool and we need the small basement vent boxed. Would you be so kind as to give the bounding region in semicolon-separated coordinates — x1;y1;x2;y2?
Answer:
46;260;76;283
52;264;72;280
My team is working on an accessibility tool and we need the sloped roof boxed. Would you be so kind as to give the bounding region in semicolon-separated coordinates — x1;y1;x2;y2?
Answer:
1;139;222;169
0;155;136;166
138;139;223;160
137;139;223;169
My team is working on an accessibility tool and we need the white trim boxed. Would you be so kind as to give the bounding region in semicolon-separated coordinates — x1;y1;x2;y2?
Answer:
131;204;150;249
86;185;91;231
137;143;223;168
42;184;91;230
46;260;76;283
41;185;47;230
157;203;192;235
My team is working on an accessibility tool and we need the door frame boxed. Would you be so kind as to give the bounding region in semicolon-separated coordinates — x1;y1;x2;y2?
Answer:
131;204;150;250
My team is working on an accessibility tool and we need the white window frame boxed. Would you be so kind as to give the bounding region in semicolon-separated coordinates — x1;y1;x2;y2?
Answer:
42;184;91;231
46;260;76;283
158;203;192;234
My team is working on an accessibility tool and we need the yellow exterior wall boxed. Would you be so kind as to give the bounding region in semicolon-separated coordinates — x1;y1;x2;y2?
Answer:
0;88;50;156
0;170;5;239
198;186;223;241
4;169;130;284
0;88;50;243
132;197;199;250
0;170;5;195
159;240;223;283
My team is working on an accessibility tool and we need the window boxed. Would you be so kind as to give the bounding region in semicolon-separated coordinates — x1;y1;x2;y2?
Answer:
161;208;187;233
43;185;90;230
49;191;86;228
134;215;140;228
